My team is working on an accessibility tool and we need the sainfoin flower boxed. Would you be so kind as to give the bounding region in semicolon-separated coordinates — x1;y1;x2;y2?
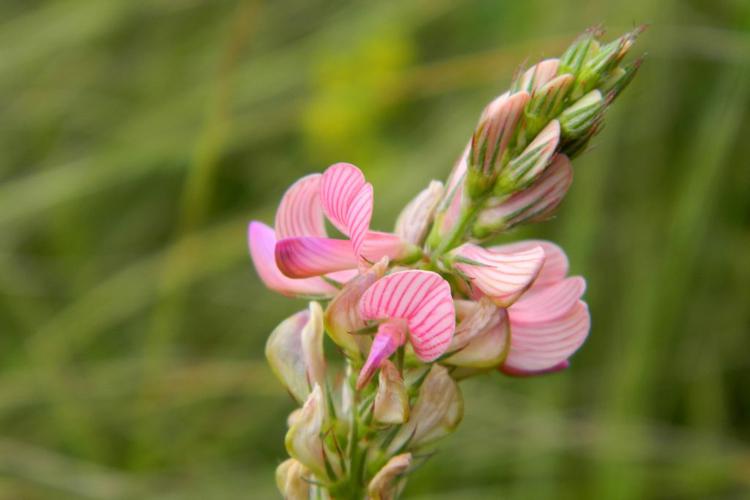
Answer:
246;27;643;498
248;162;415;297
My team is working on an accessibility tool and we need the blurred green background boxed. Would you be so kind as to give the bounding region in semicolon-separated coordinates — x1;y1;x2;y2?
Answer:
1;0;749;498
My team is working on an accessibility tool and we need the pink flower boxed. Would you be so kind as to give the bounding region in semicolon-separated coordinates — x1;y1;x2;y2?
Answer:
356;270;455;388
493;240;590;376
248;163;413;297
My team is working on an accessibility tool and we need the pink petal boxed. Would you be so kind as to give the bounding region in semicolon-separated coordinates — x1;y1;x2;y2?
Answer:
356;321;406;389
509;276;586;323
275;236;357;279
320;163;367;235
247;222;336;297
453;244;545;307
500;360;569;377
346;182;373;257
360;271;455;362
502;301;590;373
490;240;569;288
360;231;412;264
275;174;326;239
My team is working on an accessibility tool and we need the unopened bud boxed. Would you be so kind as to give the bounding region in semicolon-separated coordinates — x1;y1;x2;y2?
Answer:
497;120;560;193
560;90;605;139
373;360;409;425
285;384;337;480
287;408;303;428
266;308;313;403
443;298;510;368
368;453;412;500
559;28;601;76
302;301;326;391
474;154;573;237
524;74;575;135
395;180;444;246
468;91;530;197
600;57;643;99
325;258;388;360
513;59;560;93
275;458;310;500
388;365;463;453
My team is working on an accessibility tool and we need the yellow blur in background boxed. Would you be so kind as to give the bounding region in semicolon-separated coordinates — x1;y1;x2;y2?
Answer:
1;1;749;498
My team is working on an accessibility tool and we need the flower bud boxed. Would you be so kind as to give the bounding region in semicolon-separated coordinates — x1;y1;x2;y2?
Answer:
302;301;326;390
287;408;302;428
265;308;313;403
368;453;412;500
467;91;530;197
513;58;560;93
275;458;310;500
600;57;643;99
474;154;573;237
559;28;602;77
324;258;388;360
496;120;560;193
524;74;575;134
373;360;409;425
388;365;463;453
443;298;510;369
285;384;338;480
559;90;605;139
395;180;444;246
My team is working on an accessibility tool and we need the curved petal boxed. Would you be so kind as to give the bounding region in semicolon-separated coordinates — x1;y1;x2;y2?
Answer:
275;236;357;279
346;182;373;257
275;174;326;239
360;270;455;361
356;321;405;390
320;162;367;235
452;244;545;306
502;301;590;373
248;222;336;297
395;180;444;246
510;276;586;323
490;239;568;288
501;360;569;377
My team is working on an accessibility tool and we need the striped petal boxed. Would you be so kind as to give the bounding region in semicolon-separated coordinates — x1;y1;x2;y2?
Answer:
452;243;545;306
502;301;590;373
275;174;326;239
248;222;336;298
490;239;568;288
320;163;377;260
320;163;368;232
360;271;455;362
510;276;586;323
346;182;373;257
275;236;357;279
